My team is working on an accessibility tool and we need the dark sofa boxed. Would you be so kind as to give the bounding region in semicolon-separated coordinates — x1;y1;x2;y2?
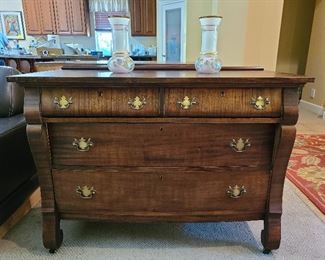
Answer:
0;66;38;225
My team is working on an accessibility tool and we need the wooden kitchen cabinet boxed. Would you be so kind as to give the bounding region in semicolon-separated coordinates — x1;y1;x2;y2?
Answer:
23;0;89;35
39;0;56;34
22;0;43;35
130;0;156;36
67;0;89;35
53;0;71;35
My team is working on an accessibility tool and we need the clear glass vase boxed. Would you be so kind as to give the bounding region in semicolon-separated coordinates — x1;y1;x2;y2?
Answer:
107;16;135;73
195;16;222;74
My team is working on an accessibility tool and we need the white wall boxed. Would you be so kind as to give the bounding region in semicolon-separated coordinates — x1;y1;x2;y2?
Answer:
186;0;214;62
216;0;249;66
276;0;315;75
217;0;284;70
302;0;325;107
185;0;284;70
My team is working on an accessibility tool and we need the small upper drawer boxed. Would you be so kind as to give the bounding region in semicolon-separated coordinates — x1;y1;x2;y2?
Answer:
164;88;282;117
41;88;160;117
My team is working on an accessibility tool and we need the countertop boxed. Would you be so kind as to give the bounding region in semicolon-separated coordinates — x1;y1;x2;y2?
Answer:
0;54;157;61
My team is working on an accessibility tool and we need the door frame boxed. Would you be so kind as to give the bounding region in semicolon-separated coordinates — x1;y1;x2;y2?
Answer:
157;0;187;63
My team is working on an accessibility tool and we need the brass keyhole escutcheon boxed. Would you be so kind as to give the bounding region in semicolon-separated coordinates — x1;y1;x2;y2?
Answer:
128;96;146;110
177;96;198;110
227;185;246;199
250;96;270;110
54;96;73;109
72;137;94;152
76;186;96;199
230;138;251;152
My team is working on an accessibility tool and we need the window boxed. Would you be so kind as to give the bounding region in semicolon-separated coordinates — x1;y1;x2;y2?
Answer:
95;31;112;56
94;11;127;56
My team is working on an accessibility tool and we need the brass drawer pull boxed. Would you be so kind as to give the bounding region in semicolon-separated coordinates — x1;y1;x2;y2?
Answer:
72;137;94;152
177;96;198;110
227;185;246;199
250;96;270;110
230;138;251;152
76;185;96;199
128;96;146;110
54;96;73;109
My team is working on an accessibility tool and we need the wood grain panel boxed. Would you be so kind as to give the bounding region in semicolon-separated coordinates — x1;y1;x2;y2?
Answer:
49;123;275;167
22;0;42;35
60;212;264;222
39;0;56;34
130;0;156;36
53;0;71;35
261;125;296;251
52;168;269;213
68;0;88;35
111;88;160;116
165;88;282;117
8;70;314;85
41;88;159;116
130;0;143;35
144;0;156;35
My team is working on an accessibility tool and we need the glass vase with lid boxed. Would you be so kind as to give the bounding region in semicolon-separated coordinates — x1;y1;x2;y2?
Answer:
195;15;222;74
107;16;135;73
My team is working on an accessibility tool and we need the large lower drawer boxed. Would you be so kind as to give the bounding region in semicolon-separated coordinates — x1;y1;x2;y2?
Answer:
164;88;282;117
49;123;275;167
52;168;269;213
41;88;160;117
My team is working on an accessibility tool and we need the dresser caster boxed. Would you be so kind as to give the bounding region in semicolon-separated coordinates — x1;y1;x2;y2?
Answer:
263;249;271;254
48;228;62;254
43;213;63;252
261;214;281;252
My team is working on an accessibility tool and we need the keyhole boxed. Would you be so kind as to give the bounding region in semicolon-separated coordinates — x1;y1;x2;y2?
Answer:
160;127;163;131
220;91;225;97
98;91;103;97
160;175;163;181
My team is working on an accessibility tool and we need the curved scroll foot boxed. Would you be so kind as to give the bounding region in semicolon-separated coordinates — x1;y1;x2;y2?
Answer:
42;212;63;252
261;214;281;252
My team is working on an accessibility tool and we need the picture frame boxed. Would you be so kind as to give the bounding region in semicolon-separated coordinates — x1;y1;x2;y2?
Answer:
0;11;25;40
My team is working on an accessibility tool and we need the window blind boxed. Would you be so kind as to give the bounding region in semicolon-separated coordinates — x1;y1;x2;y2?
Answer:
94;11;129;31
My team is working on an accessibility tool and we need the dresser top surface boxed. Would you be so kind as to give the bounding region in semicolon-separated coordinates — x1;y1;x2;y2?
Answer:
8;69;314;86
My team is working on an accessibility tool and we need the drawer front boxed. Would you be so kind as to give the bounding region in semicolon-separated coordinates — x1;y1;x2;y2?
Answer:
41;88;160;116
164;88;282;117
53;168;269;213
50;123;275;167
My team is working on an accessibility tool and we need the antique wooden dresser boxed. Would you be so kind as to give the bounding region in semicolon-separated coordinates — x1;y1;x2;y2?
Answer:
9;66;313;253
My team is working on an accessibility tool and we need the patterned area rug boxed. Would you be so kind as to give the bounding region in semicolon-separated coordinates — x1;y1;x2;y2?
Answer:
287;134;325;214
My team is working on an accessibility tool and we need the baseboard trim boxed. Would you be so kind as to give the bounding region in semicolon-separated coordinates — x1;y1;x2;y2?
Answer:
300;100;324;118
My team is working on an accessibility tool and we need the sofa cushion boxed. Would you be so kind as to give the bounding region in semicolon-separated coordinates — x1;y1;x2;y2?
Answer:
0;66;23;117
0;114;26;137
0;114;36;203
